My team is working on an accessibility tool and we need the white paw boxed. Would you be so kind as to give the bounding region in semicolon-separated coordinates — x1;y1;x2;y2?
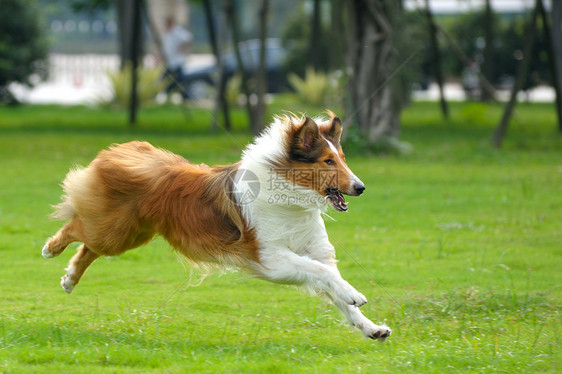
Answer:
363;323;391;342
335;281;367;307
348;314;391;341
61;274;75;294
347;290;367;307
42;241;54;258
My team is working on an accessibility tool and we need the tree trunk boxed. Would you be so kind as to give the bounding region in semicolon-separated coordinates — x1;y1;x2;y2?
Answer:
128;0;142;126
225;0;260;134
481;0;494;101
308;0;321;71
551;0;562;131
255;0;270;132
346;0;400;144
116;0;129;69
203;0;231;131
424;0;448;119
330;0;345;71
117;0;143;69
538;0;562;132
492;0;539;148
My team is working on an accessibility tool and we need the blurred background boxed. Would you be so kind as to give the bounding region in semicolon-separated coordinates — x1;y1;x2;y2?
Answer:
2;0;560;147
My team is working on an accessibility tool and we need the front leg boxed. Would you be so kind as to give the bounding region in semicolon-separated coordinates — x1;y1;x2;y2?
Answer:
256;246;391;340
257;247;367;307
331;298;392;341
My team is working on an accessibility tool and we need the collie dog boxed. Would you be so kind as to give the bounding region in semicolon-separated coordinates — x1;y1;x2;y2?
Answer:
43;112;391;341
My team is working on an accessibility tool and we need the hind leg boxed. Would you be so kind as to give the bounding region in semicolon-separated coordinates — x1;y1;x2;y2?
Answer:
61;244;100;294
42;219;84;258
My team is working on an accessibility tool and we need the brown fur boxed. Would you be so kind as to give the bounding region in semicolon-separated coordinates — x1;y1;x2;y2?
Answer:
46;113;355;290
47;141;259;288
279;115;355;197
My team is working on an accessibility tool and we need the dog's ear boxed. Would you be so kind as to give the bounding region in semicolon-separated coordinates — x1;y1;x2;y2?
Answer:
296;116;320;150
290;116;322;162
327;116;343;144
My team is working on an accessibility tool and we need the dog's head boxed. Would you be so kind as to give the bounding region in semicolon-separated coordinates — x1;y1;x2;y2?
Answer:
282;112;365;212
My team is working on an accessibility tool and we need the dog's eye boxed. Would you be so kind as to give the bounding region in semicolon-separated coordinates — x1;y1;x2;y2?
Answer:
324;159;335;165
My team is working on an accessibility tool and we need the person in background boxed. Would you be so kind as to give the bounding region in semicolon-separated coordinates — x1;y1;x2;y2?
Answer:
462;58;481;101
162;16;193;99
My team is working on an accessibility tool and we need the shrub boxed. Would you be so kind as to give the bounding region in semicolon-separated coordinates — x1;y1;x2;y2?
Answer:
288;67;329;106
225;74;242;106
100;64;165;109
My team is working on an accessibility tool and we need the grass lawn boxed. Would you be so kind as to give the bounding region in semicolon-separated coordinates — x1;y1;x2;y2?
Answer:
0;100;560;373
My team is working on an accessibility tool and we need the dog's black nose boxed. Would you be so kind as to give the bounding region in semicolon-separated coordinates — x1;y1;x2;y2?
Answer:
354;183;365;195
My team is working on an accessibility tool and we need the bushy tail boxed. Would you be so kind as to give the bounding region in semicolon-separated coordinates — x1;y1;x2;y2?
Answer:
51;167;86;221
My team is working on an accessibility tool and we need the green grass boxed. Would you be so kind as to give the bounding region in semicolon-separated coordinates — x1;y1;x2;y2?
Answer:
0;100;560;373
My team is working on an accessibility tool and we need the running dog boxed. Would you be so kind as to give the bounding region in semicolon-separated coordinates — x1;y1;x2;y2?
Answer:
42;112;391;341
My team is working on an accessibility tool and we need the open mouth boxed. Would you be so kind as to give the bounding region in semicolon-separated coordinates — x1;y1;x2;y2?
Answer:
325;187;348;212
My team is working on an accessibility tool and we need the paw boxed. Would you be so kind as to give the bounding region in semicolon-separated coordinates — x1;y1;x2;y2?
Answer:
351;315;391;342
336;282;367;307
365;324;391;342
348;289;367;307
60;274;75;294
42;241;56;258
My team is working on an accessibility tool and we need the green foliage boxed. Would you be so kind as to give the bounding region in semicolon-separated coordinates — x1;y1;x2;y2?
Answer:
0;0;48;102
390;9;430;105
100;64;165;109
288;67;330;106
442;9;550;88
280;3;334;76
0;101;560;372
